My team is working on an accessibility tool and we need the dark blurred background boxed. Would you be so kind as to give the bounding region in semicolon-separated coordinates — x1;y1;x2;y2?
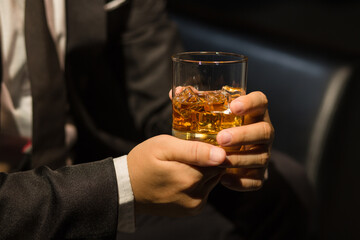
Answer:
168;0;360;60
167;0;360;239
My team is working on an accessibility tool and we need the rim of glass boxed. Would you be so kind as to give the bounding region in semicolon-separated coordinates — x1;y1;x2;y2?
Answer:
172;51;248;64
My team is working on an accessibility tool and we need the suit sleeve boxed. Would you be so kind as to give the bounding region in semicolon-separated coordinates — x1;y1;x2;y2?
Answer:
0;158;118;240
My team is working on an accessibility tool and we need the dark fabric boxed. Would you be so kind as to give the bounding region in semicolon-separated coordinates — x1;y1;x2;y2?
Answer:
0;32;2;128
65;0;182;163
117;204;241;240
117;150;315;240
0;158;118;240
24;0;67;169
65;0;137;161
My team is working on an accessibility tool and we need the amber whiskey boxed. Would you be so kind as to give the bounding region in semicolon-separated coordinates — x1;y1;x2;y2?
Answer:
172;86;245;145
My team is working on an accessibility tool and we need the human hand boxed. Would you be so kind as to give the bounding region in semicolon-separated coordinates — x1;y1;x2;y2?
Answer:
216;91;274;191
127;135;226;216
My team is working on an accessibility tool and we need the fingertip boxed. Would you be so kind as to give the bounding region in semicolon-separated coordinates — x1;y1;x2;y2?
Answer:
209;147;226;165
231;100;245;115
217;131;232;146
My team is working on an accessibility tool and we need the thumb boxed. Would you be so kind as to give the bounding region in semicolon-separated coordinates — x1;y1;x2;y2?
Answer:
158;135;226;167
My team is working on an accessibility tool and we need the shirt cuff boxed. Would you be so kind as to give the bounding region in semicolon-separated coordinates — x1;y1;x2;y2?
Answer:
113;155;135;233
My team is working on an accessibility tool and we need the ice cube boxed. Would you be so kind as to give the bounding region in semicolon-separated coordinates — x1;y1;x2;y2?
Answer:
176;86;201;104
222;85;245;101
204;90;229;112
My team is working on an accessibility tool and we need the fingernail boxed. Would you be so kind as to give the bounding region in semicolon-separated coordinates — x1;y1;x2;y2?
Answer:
232;100;245;114
209;147;225;164
217;131;232;146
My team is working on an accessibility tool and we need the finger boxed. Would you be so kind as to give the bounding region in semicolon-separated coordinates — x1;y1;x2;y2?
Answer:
169;87;184;100
158;135;226;167
201;174;223;197
220;168;266;191
205;173;224;190
189;172;223;199
171;86;199;100
170;87;188;100
225;167;266;179
217;121;274;147
220;146;270;168
190;165;226;180
230;91;268;117
221;178;264;192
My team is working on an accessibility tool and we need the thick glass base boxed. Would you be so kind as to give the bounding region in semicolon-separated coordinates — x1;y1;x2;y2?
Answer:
172;129;218;145
172;129;242;153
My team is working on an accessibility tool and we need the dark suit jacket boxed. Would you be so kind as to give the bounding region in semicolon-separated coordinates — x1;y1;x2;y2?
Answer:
0;0;180;238
0;158;118;239
65;0;181;166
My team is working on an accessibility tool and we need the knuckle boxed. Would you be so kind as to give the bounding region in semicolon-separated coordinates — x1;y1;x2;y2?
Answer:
189;142;201;164
257;91;268;107
262;122;273;141
258;152;270;166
